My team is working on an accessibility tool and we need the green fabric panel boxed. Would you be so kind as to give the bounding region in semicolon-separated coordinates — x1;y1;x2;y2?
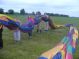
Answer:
67;45;72;53
61;37;69;44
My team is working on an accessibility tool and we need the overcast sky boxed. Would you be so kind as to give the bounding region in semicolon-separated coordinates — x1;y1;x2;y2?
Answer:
0;0;79;17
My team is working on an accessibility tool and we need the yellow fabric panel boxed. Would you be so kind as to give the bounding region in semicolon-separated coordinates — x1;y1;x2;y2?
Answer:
0;14;6;17
6;16;16;21
56;25;64;27
72;28;78;42
74;28;78;38
40;43;64;59
61;50;66;59
0;14;15;22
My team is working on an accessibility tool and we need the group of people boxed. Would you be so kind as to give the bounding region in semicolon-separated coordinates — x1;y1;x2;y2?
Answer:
35;12;49;32
0;12;50;49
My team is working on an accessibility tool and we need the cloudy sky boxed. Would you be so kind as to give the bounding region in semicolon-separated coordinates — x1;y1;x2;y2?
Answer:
0;0;79;17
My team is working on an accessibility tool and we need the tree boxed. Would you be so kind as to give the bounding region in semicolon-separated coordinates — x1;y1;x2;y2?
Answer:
20;9;25;14
32;12;35;15
8;9;14;14
0;8;4;14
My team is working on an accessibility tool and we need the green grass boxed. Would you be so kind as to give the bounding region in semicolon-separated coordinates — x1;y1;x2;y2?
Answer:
0;15;79;59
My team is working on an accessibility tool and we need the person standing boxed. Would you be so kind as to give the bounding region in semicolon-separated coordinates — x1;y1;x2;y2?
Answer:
13;28;20;42
34;11;42;33
0;24;3;49
43;13;49;31
13;18;21;42
27;16;34;39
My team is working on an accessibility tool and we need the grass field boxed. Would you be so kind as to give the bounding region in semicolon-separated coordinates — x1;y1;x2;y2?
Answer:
0;14;79;59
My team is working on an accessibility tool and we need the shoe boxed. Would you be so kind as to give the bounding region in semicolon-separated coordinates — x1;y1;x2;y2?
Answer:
44;30;48;32
29;36;32;39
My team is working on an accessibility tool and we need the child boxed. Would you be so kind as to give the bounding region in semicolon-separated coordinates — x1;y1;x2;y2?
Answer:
0;24;3;49
13;28;20;42
13;18;21;42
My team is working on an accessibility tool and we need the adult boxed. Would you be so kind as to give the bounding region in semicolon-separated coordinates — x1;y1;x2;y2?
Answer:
34;11;42;33
0;24;3;49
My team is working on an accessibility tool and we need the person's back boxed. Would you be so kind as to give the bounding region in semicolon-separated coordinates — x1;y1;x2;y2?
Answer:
34;15;41;25
27;16;34;27
34;12;42;33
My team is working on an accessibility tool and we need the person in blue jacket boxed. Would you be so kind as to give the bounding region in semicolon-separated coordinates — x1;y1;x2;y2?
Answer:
34;11;42;33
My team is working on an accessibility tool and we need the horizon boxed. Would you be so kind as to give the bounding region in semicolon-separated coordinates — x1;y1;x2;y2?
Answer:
0;0;79;17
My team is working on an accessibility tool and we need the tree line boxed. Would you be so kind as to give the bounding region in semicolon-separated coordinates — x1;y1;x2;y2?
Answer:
0;8;69;17
46;13;69;17
0;8;26;14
